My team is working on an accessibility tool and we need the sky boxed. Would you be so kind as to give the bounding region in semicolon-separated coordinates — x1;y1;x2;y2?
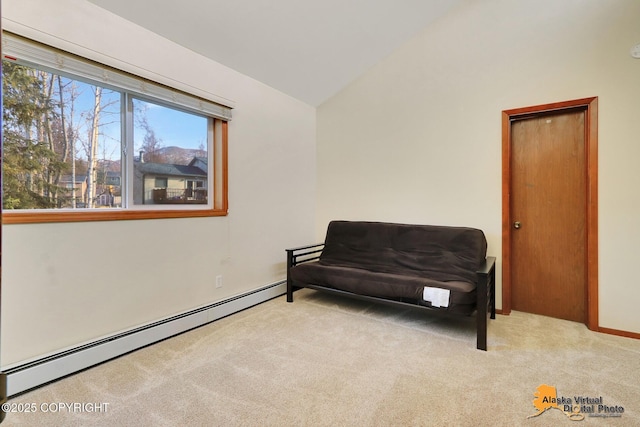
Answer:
62;75;208;163
133;98;208;151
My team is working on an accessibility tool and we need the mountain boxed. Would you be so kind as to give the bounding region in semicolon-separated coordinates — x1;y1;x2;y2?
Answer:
141;146;206;165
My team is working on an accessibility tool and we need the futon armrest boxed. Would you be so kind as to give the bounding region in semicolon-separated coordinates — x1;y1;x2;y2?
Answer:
476;256;496;275
286;243;325;268
286;243;325;303
285;243;325;253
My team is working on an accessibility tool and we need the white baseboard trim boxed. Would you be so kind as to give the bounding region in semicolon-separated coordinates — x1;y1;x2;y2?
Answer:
3;282;286;397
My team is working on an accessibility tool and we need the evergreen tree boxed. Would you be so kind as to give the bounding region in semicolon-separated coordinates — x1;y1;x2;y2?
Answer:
2;61;66;209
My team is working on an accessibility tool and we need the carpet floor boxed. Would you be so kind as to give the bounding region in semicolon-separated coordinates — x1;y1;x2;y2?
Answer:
3;288;639;426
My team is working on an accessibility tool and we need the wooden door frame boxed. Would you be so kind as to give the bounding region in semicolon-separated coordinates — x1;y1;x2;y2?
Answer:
501;97;598;331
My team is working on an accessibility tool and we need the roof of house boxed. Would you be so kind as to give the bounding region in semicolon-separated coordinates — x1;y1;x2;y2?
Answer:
190;157;207;165
135;162;206;178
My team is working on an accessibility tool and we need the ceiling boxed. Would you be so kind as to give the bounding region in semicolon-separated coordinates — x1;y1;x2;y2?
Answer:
88;0;465;106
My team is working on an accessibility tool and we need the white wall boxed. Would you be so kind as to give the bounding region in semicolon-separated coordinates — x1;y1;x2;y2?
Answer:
1;0;316;365
317;0;640;333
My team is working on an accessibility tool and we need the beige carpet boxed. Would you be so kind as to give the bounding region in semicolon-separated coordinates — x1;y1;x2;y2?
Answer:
3;288;639;426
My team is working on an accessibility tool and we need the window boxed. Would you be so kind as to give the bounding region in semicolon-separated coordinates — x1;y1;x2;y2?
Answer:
131;98;209;206
154;177;169;189
1;32;231;224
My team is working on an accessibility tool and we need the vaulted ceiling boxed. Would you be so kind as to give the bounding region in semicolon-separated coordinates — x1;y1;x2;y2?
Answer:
88;0;465;106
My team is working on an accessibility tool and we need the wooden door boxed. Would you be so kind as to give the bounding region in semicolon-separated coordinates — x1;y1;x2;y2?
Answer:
510;109;587;322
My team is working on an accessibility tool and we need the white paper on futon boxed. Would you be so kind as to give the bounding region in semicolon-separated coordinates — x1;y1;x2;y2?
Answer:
423;286;450;308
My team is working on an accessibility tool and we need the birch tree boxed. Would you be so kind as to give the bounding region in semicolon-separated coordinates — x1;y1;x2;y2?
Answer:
85;86;102;208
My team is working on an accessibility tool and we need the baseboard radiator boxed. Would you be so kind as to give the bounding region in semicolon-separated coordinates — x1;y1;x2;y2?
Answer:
2;282;286;397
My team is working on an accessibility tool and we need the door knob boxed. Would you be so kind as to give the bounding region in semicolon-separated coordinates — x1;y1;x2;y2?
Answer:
513;221;521;229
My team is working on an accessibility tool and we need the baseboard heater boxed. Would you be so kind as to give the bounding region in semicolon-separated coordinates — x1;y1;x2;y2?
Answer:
2;281;286;397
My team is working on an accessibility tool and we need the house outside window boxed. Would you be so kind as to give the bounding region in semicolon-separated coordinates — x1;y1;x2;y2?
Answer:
136;158;208;205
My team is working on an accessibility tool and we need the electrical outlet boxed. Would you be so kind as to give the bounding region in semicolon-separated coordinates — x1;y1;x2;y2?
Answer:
215;275;223;288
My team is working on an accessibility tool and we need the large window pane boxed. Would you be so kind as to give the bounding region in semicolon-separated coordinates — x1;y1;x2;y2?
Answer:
131;98;209;205
2;60;121;209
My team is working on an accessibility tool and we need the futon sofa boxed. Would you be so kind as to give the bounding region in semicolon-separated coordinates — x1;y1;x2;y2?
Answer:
286;221;496;350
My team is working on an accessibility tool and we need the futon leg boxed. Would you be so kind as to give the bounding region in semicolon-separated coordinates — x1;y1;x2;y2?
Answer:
477;311;487;351
286;250;294;303
287;277;294;303
476;274;489;351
